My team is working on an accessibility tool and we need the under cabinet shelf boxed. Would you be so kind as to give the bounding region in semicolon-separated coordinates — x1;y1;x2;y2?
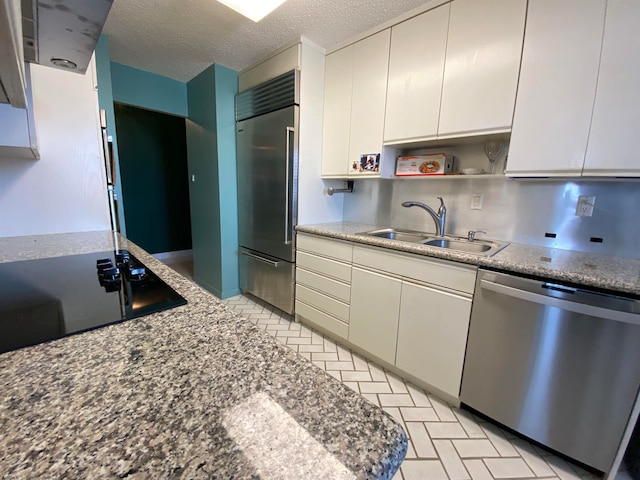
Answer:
392;174;504;180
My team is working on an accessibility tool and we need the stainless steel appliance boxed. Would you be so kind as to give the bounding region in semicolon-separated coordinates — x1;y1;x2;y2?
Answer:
235;70;299;315
461;269;640;473
100;108;119;233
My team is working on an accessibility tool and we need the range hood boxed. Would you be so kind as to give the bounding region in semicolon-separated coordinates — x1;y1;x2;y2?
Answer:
21;0;113;74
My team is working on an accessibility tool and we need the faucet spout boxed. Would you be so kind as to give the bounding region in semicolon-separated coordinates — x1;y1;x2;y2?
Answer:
402;197;447;237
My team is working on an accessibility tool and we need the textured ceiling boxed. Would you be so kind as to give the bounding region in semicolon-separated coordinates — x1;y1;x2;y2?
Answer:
102;0;435;82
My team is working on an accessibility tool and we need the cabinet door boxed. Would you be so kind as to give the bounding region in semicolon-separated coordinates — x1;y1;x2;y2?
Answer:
396;281;471;398
349;266;401;364
321;45;353;177
506;0;606;176
348;29;391;174
384;4;449;144
584;0;640;176
438;0;526;137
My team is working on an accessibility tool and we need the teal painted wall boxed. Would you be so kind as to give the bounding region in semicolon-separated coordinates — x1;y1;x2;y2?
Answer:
214;65;240;298
186;64;239;298
95;36;127;235
111;62;188;118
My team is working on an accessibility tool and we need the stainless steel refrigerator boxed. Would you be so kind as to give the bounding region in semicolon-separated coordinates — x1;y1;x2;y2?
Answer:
236;70;299;315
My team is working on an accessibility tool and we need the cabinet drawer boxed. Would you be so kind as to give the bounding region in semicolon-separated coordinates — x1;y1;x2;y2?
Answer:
296;300;349;340
297;251;351;283
296;267;351;303
297;234;353;262
353;245;476;294
296;285;349;322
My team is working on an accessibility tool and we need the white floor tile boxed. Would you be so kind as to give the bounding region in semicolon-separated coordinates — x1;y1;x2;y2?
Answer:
428;394;458;422
407;384;432;407
337;345;352;362
369;363;388;382
400;407;439;422
454;409;487;438
405;423;438;459
341;371;372;382
360;393;379;406
484;458;534;478
359;382;392;394
433;439;471;480
387;372;409;393
379;394;415;407
352;353;369;371
311;352;339;362
401;460;448;480
545;455;583;480
426;422;469;439
464;459;494;480
480;423;519;457
325;361;354;371
510;438;556;477
452;439;500;458
343;381;359;393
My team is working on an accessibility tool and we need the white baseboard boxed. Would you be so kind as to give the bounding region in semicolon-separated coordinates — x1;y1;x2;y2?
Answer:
152;249;193;263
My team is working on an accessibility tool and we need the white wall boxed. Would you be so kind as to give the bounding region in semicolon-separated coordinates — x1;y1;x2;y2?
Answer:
0;57;111;237
297;38;344;225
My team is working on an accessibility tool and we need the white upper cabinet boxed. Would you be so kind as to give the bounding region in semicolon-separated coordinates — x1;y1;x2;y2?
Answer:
321;45;353;177
0;64;38;159
438;0;526;138
506;0;606;177
0;0;27;108
583;0;640;176
321;30;391;178
347;29;391;176
384;4;450;144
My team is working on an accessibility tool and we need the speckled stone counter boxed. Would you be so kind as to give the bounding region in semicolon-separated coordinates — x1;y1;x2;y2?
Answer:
296;222;640;296
0;231;407;479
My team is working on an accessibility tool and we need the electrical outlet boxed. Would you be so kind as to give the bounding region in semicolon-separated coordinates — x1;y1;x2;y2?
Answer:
471;193;484;210
576;195;595;217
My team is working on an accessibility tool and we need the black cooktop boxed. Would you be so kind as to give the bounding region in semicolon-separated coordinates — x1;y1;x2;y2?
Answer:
0;250;187;354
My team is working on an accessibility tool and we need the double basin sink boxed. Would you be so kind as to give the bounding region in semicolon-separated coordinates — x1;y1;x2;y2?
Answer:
357;228;509;257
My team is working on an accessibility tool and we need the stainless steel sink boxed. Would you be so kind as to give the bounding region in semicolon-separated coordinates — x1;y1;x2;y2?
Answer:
357;228;509;256
362;228;429;244
423;238;492;254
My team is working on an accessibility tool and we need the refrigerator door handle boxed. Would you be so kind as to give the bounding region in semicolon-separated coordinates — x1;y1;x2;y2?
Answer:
240;250;281;267
285;126;295;245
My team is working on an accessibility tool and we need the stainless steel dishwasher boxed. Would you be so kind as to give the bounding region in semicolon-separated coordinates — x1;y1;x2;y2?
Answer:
461;269;640;473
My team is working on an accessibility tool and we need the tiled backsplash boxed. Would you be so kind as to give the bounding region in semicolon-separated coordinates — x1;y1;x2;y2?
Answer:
343;176;640;259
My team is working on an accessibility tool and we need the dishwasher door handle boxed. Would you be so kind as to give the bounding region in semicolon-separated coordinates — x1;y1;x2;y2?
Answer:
480;279;640;326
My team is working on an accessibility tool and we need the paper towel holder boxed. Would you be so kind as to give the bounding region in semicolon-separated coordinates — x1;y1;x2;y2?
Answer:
327;180;354;196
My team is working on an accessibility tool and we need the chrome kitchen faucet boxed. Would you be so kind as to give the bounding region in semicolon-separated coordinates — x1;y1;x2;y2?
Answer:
402;197;447;237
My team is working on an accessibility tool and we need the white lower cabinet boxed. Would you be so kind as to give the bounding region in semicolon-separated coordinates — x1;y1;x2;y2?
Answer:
295;234;353;340
295;235;477;400
396;280;472;398
348;266;401;365
348;244;477;399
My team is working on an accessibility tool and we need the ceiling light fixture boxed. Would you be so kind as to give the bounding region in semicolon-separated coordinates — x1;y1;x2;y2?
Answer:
216;0;287;22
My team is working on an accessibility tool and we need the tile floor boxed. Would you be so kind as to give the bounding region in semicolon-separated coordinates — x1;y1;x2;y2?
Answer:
162;259;608;480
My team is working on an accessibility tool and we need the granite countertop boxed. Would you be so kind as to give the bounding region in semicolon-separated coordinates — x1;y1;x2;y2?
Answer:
0;231;407;479
296;222;640;297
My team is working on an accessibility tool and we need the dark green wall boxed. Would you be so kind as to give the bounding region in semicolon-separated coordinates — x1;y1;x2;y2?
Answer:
114;104;192;254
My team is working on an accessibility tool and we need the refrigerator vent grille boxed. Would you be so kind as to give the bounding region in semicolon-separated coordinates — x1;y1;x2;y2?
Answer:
236;70;299;121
